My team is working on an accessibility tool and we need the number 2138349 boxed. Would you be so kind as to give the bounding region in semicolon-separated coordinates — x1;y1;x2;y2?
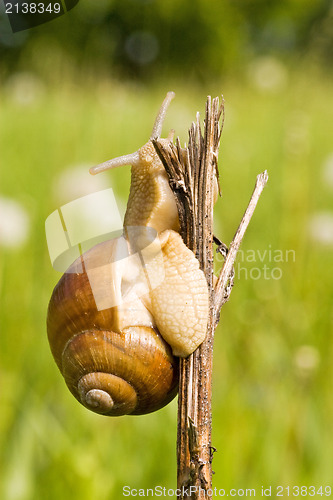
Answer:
5;3;61;14
276;486;331;496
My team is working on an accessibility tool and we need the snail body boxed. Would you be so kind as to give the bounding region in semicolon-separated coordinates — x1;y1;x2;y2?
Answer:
47;92;210;416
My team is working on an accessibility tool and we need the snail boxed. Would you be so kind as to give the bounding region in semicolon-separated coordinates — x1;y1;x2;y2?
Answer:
47;92;211;416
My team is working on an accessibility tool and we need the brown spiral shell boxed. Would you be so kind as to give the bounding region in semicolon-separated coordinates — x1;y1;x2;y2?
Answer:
47;240;179;416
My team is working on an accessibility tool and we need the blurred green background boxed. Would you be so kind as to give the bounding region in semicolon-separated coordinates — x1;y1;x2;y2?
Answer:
1;1;333;499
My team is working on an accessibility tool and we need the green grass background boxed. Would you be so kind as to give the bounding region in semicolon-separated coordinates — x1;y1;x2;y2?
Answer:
0;65;332;499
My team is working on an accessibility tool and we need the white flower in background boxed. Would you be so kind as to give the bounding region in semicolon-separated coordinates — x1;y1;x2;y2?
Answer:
322;154;333;191
308;212;333;247
294;345;320;378
4;72;45;106
248;56;288;93
0;196;30;248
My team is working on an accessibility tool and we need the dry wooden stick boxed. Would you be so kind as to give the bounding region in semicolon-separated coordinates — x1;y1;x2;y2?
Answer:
213;170;269;321
153;96;268;500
